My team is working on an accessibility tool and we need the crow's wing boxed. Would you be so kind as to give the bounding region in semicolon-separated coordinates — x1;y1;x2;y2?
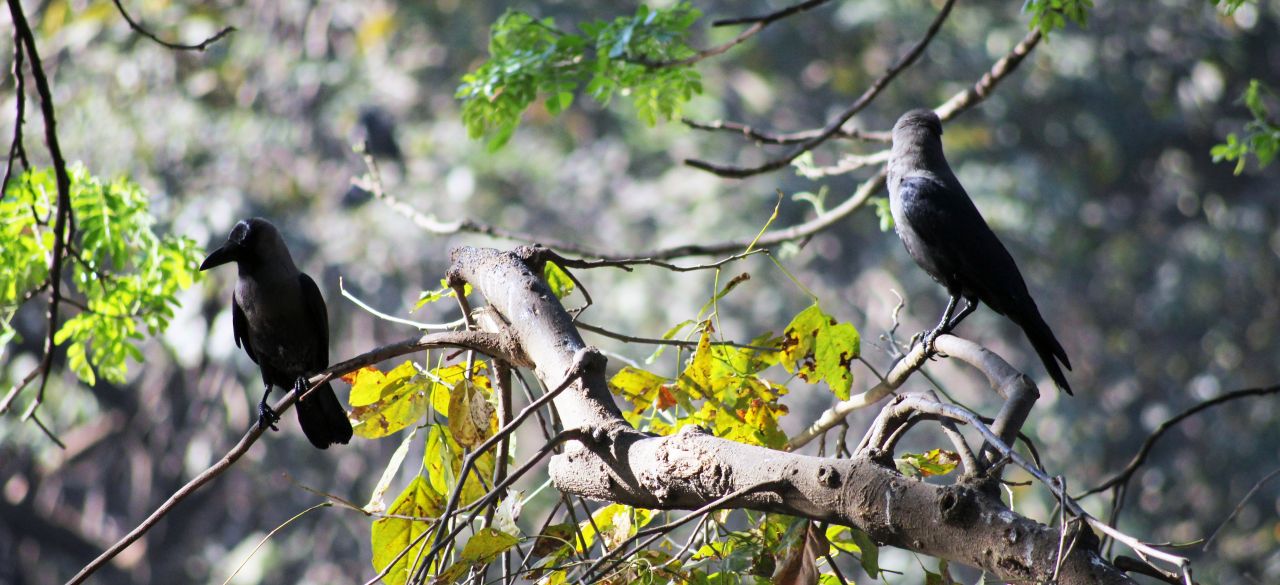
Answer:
895;176;1034;317
232;295;258;365
298;273;330;369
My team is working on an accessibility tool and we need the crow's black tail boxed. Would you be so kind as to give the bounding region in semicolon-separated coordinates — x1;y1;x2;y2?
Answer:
295;381;354;449
1018;311;1073;395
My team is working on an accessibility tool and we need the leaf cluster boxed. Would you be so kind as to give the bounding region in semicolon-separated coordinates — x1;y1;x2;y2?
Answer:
1024;0;1093;34
457;3;704;150
1;166;202;386
1212;79;1280;174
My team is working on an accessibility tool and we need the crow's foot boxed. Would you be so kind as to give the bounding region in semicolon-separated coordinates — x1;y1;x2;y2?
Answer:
258;384;280;431
258;401;281;431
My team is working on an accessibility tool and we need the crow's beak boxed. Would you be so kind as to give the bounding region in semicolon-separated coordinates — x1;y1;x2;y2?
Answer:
200;242;240;271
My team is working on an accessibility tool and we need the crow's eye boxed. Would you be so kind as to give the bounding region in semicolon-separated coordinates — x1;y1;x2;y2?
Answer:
230;222;253;245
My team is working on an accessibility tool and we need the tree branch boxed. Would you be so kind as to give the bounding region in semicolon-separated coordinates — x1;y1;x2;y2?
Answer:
1;34;27;199
445;246;1137;584
683;0;955;178
1078;384;1280;498
5;0;73;430
110;0;235;51
638;0;834;69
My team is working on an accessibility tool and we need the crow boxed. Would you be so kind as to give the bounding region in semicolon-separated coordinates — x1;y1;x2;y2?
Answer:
201;218;354;447
887;109;1072;394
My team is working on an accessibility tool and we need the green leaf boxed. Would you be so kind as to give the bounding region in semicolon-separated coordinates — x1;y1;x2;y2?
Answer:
780;304;860;399
370;476;443;585
872;196;895;231
1212;79;1280;174
542;260;575;299
1;165;202;388
457;3;703;149
896;448;961;478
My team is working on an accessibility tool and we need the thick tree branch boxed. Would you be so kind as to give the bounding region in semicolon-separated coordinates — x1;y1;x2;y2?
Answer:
445;246;1137;584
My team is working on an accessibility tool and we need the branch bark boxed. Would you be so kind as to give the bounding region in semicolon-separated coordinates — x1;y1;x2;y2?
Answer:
447;246;1136;585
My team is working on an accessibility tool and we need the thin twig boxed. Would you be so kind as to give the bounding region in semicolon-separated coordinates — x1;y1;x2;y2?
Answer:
1;36;28;199
639;0;834;69
339;277;466;331
415;350;596;579
681;118;890;145
110;0;235;51
578;480;783;582
897;395;1193;582
1078;384;1280;498
575;320;776;352
7;0;73;429
1202;466;1280;551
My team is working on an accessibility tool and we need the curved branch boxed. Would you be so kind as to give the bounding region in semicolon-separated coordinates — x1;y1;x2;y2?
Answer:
1077;384;1280;498
683;0;955;178
66;331;508;585
110;0;236;51
682;118;891;145
640;0;834;69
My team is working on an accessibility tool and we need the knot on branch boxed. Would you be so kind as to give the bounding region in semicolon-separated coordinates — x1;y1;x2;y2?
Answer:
817;465;842;488
937;485;978;527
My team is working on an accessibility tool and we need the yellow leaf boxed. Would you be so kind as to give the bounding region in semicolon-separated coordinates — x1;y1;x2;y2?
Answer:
370;476;442;585
447;379;495;448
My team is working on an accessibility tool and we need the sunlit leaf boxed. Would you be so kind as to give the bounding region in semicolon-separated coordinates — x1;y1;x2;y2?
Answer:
780;304;860;399
897;449;961;478
447;378;496;448
370;476;442;585
542;260;575;299
348;361;430;439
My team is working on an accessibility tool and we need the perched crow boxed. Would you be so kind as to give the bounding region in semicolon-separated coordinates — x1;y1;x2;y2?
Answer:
887;109;1072;394
201;218;354;447
357;105;406;175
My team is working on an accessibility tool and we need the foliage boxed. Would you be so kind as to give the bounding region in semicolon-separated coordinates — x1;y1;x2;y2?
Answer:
1212;79;1280;174
1024;0;1093;34
1210;0;1256;14
457;4;703;150
0;165;202;386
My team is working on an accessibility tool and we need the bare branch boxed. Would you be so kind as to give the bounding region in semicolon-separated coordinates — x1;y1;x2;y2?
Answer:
111;0;235;51
1;36;28;199
682;118;890;145
638;0;834;69
683;0;955;178
5;0;73;427
1202;466;1280;552
1078;384;1280;498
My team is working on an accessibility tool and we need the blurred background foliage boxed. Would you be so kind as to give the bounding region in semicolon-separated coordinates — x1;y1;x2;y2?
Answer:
1;0;1278;583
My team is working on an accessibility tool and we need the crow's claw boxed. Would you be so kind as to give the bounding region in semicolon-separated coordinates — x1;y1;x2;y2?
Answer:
258;401;281;431
293;377;310;400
